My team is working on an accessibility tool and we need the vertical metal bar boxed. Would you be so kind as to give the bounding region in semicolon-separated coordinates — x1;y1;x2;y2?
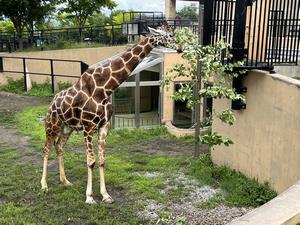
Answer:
111;93;115;129
269;0;276;65
195;2;203;158
50;59;55;93
259;0;268;63
256;0;263;64
228;0;235;46
246;3;253;66
222;0;228;42
294;1;300;64
211;0;217;44
273;0;280;63
111;24;115;45
159;63;163;126
232;0;248;61
80;61;89;74
284;0;291;62
289;0;298;62
278;0;287;62
135;73;140;128
22;58;27;91
220;0;224;41
0;57;3;72
215;0;221;42
292;0;300;63
251;0;258;66
203;0;214;45
265;0;273;64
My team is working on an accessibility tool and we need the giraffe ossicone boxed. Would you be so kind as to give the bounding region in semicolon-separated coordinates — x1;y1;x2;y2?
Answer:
40;21;181;204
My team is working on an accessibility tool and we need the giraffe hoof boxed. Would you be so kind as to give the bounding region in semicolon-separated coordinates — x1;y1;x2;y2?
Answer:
41;186;48;192
62;180;73;186
85;197;97;204
102;196;114;204
41;182;48;191
65;182;73;186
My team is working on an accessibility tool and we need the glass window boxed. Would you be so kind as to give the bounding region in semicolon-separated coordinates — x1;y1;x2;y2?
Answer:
172;83;194;128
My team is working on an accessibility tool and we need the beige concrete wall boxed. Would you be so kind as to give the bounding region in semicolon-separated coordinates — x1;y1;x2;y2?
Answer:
0;46;125;85
212;70;300;193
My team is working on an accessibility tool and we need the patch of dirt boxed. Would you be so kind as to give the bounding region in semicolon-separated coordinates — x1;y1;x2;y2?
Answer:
0;126;42;165
130;138;209;157
136;172;252;225
0;91;50;113
0;91;50;165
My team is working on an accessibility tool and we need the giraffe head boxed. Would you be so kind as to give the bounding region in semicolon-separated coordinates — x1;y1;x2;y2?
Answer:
148;21;182;53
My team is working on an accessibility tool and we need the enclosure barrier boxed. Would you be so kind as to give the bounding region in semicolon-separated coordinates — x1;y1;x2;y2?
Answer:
229;181;300;225
212;70;300;193
0;56;88;93
203;0;300;67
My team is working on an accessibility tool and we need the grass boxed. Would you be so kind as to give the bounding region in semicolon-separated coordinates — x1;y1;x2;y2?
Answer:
189;155;277;207
0;103;278;224
0;78;72;97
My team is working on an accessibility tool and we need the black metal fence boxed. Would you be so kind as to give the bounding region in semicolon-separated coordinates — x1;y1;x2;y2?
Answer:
0;56;88;92
203;0;300;68
0;24;127;52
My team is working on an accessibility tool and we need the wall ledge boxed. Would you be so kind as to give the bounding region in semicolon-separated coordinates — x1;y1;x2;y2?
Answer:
228;181;300;225
164;120;208;138
252;69;300;88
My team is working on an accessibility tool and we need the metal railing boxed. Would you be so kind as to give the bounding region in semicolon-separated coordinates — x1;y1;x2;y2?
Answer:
203;0;300;69
0;56;88;93
114;114;160;129
0;23;128;52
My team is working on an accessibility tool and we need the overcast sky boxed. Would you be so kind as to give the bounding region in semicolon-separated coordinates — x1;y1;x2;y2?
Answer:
103;0;196;14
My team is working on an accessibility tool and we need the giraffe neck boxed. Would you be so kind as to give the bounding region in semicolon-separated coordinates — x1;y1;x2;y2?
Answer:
103;36;155;90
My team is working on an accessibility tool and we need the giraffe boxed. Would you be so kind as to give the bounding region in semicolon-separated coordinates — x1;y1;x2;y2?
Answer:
40;21;181;204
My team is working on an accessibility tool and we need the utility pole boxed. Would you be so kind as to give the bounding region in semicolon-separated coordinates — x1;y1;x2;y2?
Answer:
194;2;204;157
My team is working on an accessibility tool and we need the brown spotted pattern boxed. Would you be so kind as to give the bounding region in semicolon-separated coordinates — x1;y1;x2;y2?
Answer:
41;21;181;204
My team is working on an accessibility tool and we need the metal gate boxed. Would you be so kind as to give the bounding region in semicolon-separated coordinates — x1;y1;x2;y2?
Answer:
203;0;300;68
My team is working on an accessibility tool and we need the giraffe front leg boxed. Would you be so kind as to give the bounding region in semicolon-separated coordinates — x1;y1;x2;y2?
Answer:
55;129;73;186
41;137;53;191
99;123;114;204
84;130;97;204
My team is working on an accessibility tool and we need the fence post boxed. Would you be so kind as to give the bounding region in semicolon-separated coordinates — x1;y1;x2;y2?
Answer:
111;93;115;129
80;61;89;74
0;57;3;72
232;0;248;61
135;73;140;128
111;24;115;45
50;59;55;93
203;0;214;45
22;58;27;91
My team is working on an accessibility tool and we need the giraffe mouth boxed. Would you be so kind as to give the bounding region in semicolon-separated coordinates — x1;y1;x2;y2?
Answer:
177;49;183;53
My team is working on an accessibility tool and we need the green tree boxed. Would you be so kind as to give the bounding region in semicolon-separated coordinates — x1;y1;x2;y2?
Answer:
0;20;15;33
59;0;117;41
55;13;78;28
88;12;110;26
177;4;198;20
0;0;54;49
164;28;246;150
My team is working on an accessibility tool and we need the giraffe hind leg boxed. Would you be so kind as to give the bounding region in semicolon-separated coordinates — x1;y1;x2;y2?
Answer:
55;126;73;186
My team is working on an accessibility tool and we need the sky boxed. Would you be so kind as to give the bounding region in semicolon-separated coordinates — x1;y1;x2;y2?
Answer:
103;0;196;14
